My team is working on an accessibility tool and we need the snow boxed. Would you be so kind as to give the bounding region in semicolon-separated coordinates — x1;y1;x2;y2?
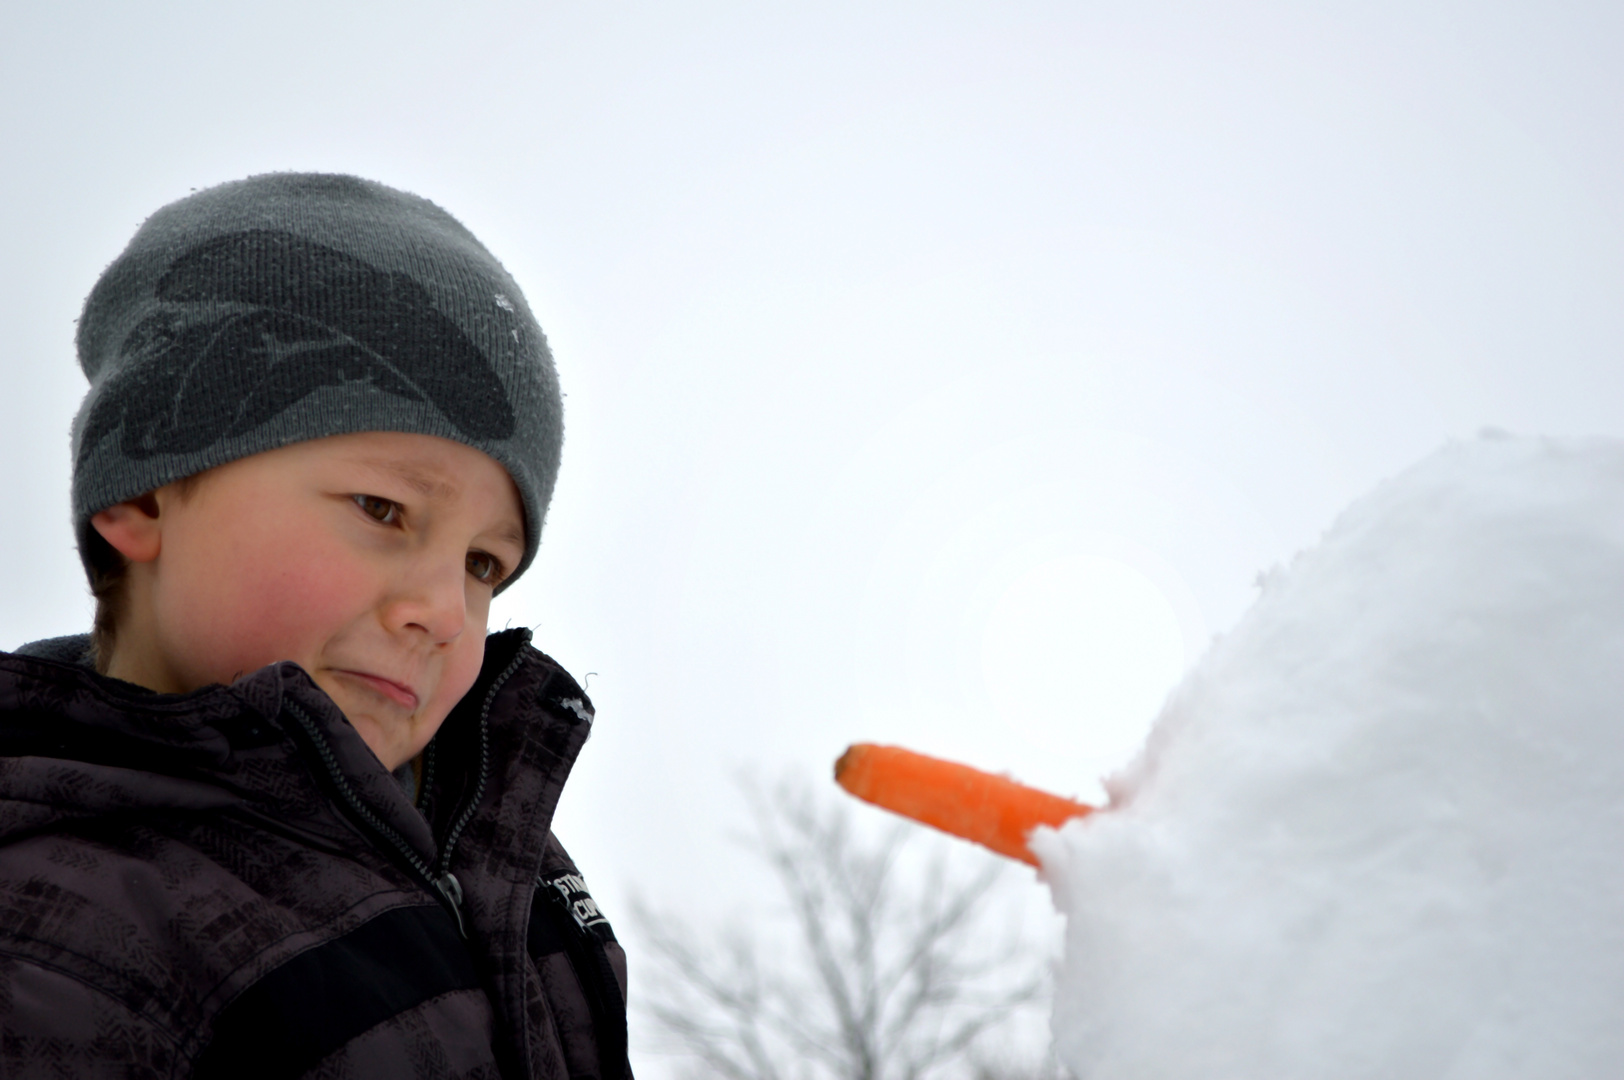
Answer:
1031;434;1624;1078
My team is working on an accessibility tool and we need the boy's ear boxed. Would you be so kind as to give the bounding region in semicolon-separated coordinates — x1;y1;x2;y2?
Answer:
90;493;163;565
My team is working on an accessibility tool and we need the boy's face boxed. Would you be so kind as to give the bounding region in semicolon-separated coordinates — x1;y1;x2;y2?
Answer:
93;432;526;771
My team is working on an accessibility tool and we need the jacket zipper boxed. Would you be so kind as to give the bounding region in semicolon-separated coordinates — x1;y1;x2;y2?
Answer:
282;700;469;934
281;640;524;939
432;646;528;888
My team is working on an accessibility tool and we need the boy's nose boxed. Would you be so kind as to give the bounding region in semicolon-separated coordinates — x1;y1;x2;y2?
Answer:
386;558;468;644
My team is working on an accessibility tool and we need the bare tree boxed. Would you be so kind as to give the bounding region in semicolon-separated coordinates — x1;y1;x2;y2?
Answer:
633;780;1064;1080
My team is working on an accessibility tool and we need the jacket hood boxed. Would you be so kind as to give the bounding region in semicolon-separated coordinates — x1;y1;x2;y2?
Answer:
0;646;409;852
0;628;583;869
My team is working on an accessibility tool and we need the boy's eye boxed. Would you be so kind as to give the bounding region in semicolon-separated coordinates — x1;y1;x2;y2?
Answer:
466;550;504;586
353;494;402;525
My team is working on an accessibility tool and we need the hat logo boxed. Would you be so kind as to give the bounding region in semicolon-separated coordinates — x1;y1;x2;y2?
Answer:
79;229;516;467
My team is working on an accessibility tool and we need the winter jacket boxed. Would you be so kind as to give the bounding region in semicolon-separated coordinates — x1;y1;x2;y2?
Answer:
0;627;629;1079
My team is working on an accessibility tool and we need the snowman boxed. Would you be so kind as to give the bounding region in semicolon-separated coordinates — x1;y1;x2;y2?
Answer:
840;434;1624;1079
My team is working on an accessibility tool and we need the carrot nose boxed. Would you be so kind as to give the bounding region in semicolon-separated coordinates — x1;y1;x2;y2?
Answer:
834;743;1094;866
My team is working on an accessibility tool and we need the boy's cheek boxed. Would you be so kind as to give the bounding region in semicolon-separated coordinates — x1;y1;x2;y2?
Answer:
166;544;367;679
436;636;488;710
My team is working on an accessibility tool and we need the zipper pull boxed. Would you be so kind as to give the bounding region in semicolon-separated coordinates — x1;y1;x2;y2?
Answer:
435;871;468;939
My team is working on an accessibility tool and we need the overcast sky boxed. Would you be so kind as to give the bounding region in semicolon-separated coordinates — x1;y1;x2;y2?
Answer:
4;2;1622;1070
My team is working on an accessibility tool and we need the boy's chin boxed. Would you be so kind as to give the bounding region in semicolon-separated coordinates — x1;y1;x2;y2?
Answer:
319;687;424;771
345;714;421;772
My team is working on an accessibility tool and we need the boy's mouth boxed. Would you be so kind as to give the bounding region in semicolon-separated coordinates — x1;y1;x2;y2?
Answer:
333;670;420;710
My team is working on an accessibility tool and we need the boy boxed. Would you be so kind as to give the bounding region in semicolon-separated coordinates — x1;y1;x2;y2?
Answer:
0;174;629;1078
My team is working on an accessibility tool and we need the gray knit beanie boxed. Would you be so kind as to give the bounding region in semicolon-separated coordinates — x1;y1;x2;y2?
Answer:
71;173;561;592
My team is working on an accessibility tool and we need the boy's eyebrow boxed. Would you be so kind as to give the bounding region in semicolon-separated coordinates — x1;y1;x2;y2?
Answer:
356;457;460;500
356;456;526;549
494;521;527;549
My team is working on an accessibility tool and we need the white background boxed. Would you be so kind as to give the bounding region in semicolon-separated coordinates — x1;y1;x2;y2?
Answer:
4;3;1622;1072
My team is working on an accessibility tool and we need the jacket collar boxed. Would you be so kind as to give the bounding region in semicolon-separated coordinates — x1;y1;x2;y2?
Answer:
0;629;594;878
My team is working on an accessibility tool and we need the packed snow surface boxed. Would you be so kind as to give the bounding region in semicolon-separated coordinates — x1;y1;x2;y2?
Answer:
1032;435;1624;1078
